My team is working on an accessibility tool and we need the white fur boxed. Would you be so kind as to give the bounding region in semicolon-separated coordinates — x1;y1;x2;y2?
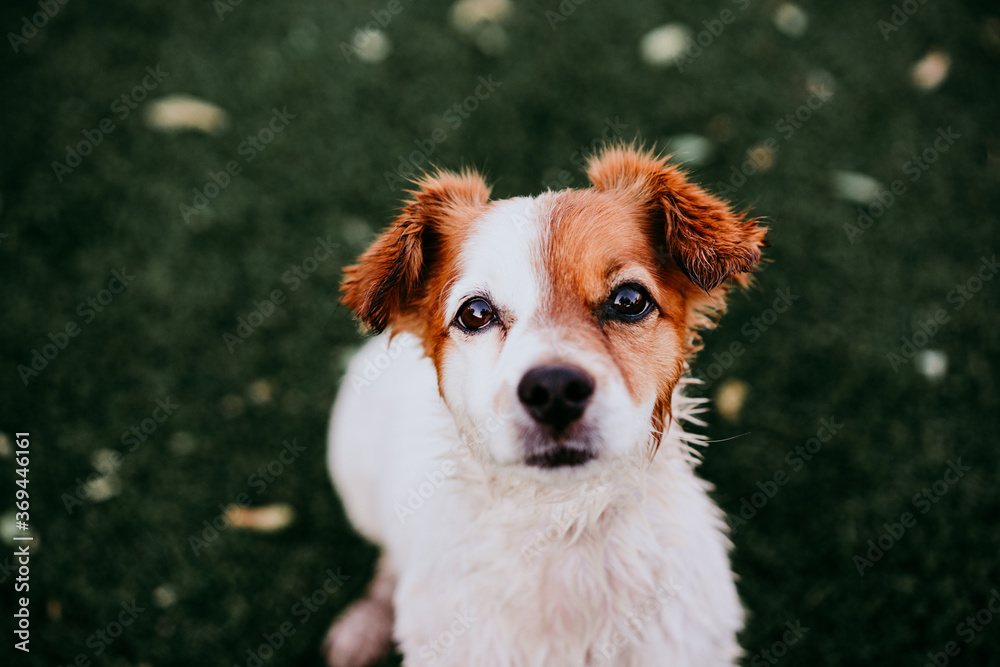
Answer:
327;196;744;666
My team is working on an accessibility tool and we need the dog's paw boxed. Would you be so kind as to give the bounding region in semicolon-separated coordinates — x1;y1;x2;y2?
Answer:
323;598;394;667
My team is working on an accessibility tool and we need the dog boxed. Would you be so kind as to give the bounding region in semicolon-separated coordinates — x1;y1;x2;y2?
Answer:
323;144;767;667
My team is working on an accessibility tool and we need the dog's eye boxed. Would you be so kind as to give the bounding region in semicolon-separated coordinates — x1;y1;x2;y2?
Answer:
606;284;653;321
456;298;495;331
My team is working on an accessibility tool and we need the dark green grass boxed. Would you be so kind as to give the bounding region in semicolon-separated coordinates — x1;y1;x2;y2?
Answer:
1;0;998;664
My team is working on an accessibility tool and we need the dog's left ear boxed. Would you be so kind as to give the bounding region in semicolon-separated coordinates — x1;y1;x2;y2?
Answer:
341;169;491;334
586;145;766;291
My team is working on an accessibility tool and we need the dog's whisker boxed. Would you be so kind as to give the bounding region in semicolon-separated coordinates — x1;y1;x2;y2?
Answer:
702;432;752;444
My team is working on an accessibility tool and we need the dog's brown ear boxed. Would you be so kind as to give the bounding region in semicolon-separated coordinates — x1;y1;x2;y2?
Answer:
587;144;766;291
341;170;490;333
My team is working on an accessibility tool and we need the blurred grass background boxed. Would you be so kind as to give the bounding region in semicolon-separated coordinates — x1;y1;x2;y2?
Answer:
1;0;999;665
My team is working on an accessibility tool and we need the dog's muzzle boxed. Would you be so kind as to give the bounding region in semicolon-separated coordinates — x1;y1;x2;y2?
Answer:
517;364;596;467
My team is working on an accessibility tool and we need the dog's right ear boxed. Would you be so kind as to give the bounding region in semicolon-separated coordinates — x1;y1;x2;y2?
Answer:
341;170;491;334
587;144;766;292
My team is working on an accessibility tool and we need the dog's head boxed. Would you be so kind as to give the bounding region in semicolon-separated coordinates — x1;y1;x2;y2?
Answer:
342;145;766;478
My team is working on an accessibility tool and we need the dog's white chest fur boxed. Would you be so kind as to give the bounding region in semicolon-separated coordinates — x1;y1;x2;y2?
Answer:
328;334;743;667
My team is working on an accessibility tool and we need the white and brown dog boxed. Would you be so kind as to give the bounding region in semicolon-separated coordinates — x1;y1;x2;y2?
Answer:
324;144;767;667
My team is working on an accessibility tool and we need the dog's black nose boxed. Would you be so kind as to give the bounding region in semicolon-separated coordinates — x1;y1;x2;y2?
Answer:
517;365;594;433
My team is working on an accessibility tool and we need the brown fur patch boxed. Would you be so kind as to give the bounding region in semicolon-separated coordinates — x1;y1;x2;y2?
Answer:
533;145;767;444
586;143;767;292
539;189;688;410
341;169;491;338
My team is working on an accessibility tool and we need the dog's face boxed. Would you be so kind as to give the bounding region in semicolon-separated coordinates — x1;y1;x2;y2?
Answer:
342;146;766;477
